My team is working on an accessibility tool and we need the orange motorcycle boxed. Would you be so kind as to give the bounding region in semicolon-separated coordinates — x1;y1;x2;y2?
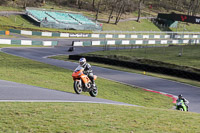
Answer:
72;66;98;97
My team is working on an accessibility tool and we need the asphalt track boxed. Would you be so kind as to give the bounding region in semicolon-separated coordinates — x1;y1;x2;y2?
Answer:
1;46;200;113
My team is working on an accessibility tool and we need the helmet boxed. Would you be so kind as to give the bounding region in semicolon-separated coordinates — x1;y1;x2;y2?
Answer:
178;94;183;98
79;57;86;66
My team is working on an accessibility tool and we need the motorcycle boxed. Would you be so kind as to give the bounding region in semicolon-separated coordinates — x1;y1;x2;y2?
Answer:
176;100;188;111
72;65;98;97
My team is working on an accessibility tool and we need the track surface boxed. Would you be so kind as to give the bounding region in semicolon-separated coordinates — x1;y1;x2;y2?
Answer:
0;79;134;106
1;46;200;113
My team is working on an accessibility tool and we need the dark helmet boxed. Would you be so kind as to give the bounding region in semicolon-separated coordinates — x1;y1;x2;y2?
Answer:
178;94;183;98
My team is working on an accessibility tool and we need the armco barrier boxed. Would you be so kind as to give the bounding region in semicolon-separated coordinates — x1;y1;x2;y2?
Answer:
0;38;57;46
9;29;89;38
69;55;200;81
74;39;199;46
0;31;5;35
9;29;200;39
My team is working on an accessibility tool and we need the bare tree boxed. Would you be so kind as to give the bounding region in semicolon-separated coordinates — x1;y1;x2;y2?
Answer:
95;0;102;20
92;0;95;9
77;0;83;9
0;0;7;5
115;0;126;24
137;0;144;22
42;0;45;4
107;2;114;23
24;0;27;8
107;0;120;23
192;0;200;16
187;0;195;15
76;0;79;5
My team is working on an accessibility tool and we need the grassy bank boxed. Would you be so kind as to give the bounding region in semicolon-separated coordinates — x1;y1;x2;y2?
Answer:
0;102;200;133
0;6;22;11
102;19;161;31
0;15;92;33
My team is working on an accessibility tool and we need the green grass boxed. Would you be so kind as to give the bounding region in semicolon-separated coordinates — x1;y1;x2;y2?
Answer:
0;15;38;30
0;102;200;133
0;6;23;11
0;51;173;109
171;22;200;32
0;15;92;33
102;19;161;31
83;45;200;69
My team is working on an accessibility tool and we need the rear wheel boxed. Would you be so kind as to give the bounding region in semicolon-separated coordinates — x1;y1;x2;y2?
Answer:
89;86;98;97
74;80;82;94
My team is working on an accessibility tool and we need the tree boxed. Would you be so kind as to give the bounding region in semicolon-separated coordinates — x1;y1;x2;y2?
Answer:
95;0;102;20
92;0;95;9
24;0;27;8
0;0;7;5
187;0;195;15
137;0;144;22
115;0;126;24
75;0;83;9
42;0;46;5
107;0;120;23
191;0;200;16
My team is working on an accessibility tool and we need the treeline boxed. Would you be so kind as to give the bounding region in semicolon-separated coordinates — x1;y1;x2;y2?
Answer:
1;0;200;24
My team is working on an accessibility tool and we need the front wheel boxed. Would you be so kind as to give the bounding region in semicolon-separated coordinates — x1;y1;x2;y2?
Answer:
179;107;184;111
74;80;82;94
177;106;184;111
89;86;98;97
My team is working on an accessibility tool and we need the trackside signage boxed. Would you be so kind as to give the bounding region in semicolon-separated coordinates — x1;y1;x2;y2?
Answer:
158;13;200;24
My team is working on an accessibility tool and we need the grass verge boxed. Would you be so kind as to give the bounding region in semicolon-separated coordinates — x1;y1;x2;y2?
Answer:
0;102;200;133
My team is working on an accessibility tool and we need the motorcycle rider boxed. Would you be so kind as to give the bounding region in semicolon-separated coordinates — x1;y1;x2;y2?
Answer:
176;94;189;111
79;57;96;89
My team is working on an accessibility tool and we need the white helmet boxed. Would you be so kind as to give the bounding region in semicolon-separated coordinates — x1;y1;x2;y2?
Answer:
79;57;86;66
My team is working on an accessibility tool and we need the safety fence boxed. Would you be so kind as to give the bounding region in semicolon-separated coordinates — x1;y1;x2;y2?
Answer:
0;38;57;46
73;39;199;46
9;29;200;39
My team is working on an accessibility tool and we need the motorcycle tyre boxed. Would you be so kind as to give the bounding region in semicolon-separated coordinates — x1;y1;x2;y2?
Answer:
179;108;184;111
89;86;98;97
74;80;82;94
177;106;184;111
